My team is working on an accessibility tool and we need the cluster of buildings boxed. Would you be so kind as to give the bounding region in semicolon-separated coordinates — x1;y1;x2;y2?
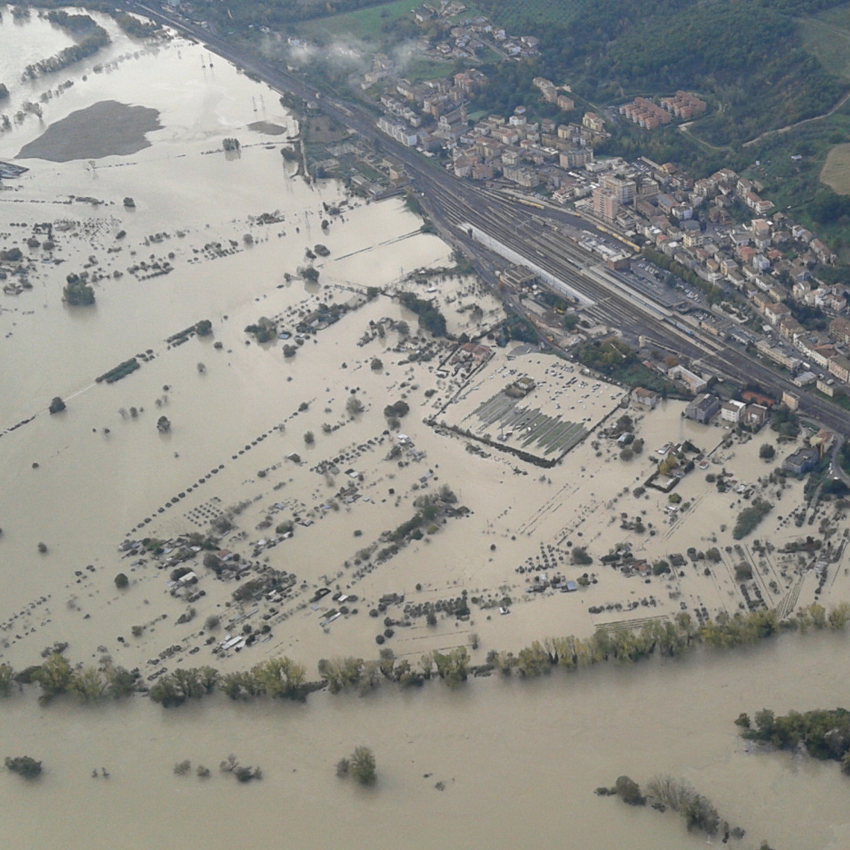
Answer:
619;91;706;129
615;163;850;392
684;392;768;428
619;97;672;130
367;6;850;403
636;168;833;286
660;91;707;120
375;63;609;195
532;77;574;111
413;3;541;61
447;340;493;376
683;389;837;478
376;70;485;149
779;428;838;474
369;7;584;181
449;108;608;189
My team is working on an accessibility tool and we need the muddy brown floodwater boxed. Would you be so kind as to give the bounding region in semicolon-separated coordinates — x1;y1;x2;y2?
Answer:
2;634;850;849
1;9;849;850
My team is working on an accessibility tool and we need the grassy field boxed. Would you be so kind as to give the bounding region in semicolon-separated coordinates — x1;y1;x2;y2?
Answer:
405;57;456;83
821;142;850;193
798;4;850;80
296;0;422;42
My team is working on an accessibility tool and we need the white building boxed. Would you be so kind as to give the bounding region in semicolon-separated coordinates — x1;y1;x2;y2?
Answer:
720;399;746;424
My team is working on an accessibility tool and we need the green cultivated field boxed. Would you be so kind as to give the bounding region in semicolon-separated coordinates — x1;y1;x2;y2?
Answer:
821;142;850;193
406;57;456;82
296;0;423;42
297;0;485;43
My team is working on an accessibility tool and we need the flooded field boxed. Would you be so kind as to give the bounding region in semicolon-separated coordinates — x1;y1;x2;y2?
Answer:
1;8;850;848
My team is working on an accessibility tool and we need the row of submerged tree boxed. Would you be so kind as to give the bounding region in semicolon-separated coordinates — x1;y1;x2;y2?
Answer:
1;603;848;709
23;13;110;80
0;652;138;703
152;646;475;704
737;705;850;775
598;773;755;844
485;603;850;677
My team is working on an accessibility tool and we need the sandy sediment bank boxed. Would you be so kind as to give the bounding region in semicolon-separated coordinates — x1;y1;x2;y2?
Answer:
16;100;162;162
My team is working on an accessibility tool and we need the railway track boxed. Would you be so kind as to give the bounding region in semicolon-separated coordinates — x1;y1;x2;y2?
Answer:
126;1;850;434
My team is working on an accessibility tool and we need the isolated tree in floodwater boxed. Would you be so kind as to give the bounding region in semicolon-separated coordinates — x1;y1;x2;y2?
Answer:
5;755;42;779
349;746;376;785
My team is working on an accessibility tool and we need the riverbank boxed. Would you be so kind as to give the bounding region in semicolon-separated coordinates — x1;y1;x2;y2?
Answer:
3;629;850;849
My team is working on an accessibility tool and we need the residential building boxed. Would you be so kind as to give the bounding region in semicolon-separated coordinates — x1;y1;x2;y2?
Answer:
782;390;800;411
602;174;636;204
559;148;593;168
744;404;768;429
830;317;850;347
669;365;708;393
813;429;836;455
686;393;720;424
783;447;820;475
503;165;539;188
632;387;659;410
532;76;558;104
763;302;791;326
828;354;850;384
592;186;620;221
376;116;418;147
582;112;605;133
817;378;835;396
720;399;746;424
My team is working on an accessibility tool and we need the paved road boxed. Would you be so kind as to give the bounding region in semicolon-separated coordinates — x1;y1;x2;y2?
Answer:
128;1;850;435
829;437;850;486
743;89;850;149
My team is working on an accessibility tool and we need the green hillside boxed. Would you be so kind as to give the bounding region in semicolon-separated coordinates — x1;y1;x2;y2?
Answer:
475;0;848;147
799;3;850;80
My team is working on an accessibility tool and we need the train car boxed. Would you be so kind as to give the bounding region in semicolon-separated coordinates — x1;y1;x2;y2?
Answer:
594;223;641;253
667;317;696;336
515;198;545;210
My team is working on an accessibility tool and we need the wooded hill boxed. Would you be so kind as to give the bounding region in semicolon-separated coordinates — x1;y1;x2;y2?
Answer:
142;0;849;150
475;0;849;147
